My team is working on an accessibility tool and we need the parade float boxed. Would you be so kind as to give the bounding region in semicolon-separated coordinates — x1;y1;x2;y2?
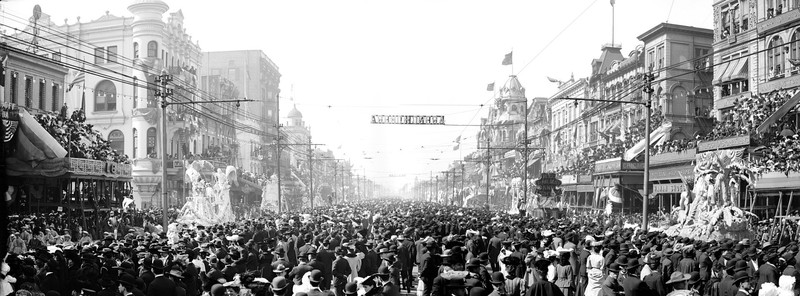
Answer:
663;148;756;241
175;160;237;226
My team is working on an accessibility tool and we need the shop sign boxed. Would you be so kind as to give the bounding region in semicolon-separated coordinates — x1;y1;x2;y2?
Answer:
653;183;686;194
697;135;749;152
68;158;132;178
371;115;445;125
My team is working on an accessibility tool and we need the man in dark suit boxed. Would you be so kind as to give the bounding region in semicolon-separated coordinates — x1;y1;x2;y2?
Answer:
307;270;334;296
419;240;440;296
488;232;503;272
601;263;624;296
622;258;651;296
642;254;666;296
332;247;353;296
527;259;564;296
317;240;337;291
289;251;314;286
360;241;380;277
757;253;779;289
147;259;176;296
378;265;400;296
398;235;416;293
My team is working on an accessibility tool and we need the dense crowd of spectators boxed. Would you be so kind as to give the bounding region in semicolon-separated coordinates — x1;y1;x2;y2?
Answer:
649;139;696;156
704;90;795;141
35;109;130;164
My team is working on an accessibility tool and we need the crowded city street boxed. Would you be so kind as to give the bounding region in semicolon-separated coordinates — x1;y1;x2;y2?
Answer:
3;0;800;296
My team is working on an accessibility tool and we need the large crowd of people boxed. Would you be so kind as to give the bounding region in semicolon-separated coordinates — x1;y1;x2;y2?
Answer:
2;200;795;296
35;109;130;164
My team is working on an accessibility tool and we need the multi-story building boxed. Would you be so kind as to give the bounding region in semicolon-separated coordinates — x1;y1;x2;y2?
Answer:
703;0;800;215
475;75;528;210
23;1;238;208
201;50;281;176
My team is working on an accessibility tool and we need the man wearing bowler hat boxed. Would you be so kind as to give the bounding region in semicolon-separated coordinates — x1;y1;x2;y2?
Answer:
271;276;289;296
146;259;176;296
622;258;650;296
378;265;400;296
602;263;623;296
307;270;332;296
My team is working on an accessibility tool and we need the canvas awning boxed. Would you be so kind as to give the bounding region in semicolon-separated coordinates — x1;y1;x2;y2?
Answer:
623;121;672;161
713;61;731;85
726;58;748;81
14;109;68;163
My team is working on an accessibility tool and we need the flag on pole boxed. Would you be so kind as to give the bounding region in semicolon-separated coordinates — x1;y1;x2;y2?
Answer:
610;0;615;5
453;135;461;151
68;71;85;92
502;52;513;65
487;82;495;91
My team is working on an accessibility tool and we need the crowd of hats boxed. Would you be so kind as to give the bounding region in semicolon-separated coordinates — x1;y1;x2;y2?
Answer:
3;199;796;296
649;138;696;156
33;110;130;164
703;90;795;142
552;111;663;177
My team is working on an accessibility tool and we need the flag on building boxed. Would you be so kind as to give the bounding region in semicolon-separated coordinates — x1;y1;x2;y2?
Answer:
502;52;513;66
0;53;7;87
487;82;495;91
67;71;85;92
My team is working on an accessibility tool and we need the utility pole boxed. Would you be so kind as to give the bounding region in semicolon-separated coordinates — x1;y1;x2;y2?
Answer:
308;136;314;208
276;93;282;213
486;136;490;208
156;74;173;230
522;96;529;217
642;70;656;232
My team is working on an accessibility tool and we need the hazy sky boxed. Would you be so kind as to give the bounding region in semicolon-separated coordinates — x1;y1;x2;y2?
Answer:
1;0;714;192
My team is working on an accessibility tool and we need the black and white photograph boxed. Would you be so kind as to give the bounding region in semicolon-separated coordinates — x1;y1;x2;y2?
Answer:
1;0;800;296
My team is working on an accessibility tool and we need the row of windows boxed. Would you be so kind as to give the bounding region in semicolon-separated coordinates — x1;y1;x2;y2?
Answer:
766;31;800;79
133;41;159;59
94;46;118;64
5;72;60;111
116;128;232;159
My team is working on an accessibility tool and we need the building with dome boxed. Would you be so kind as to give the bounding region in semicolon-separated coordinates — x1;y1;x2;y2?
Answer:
21;1;255;208
473;75;533;210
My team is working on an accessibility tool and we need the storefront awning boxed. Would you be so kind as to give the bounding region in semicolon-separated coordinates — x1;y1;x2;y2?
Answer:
726;59;748;81
713;61;731;85
16;108;68;162
623;121;672;161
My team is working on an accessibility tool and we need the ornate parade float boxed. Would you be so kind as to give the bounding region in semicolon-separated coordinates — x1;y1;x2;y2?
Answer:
664;149;756;241
175;160;238;226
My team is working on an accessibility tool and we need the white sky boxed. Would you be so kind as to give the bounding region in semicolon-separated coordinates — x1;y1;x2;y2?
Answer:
1;0;714;193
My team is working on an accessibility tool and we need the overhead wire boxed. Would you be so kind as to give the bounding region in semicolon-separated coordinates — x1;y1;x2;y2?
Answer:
0;23;264;135
0;11;268;123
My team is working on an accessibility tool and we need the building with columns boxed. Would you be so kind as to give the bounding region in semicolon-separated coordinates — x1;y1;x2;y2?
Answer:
25;0;235;208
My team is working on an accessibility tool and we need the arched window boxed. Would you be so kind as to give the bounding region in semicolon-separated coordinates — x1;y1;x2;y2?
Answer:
94;80;116;111
769;36;784;77
791;31;800;71
147;41;158;58
146;127;157;157
133;42;139;59
108;130;125;155
133;128;138;159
